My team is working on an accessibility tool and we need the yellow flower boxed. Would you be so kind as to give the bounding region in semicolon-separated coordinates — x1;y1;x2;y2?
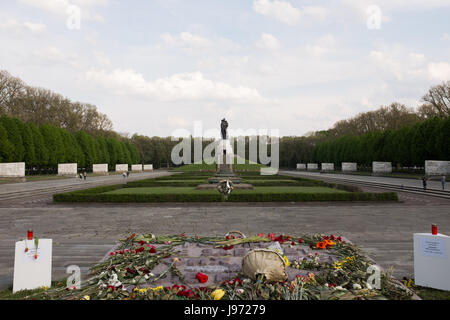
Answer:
82;295;90;300
42;286;48;291
211;289;225;300
283;255;290;267
151;286;164;291
138;288;147;293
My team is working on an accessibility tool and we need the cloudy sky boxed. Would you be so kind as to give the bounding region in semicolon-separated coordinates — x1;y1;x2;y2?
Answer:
1;0;449;137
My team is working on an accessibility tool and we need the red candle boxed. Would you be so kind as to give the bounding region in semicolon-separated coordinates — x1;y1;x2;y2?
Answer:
27;230;33;240
431;224;438;235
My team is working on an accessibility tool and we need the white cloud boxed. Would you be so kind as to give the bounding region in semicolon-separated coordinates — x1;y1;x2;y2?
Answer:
305;34;336;56
0;18;46;34
428;62;450;81
255;33;280;50
85;68;266;103
253;0;327;25
161;32;211;47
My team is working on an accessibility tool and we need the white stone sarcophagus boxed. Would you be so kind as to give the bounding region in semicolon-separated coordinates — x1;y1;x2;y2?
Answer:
58;163;77;176
425;160;450;176
307;163;318;171
372;162;392;174
321;163;334;171
115;164;128;173
131;164;143;172
0;162;25;178
296;163;306;170
143;164;153;171
342;162;357;172
93;164;108;175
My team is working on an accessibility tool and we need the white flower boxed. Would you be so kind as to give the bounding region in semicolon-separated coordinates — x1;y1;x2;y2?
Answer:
335;286;347;290
353;283;362;290
236;288;244;294
324;283;329;287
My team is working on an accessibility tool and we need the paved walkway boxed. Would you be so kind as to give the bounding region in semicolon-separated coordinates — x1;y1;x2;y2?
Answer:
281;170;449;191
0;171;449;291
1;200;449;289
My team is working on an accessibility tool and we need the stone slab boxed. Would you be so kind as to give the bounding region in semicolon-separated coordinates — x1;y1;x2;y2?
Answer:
321;163;334;171
425;161;450;176
115;164;128;173
131;164;143;172
0;162;25;178
58;163;77;176
93;164;108;175
296;164;306;170
143;164;153;172
307;163;318;171
372;162;392;174
342;162;357;172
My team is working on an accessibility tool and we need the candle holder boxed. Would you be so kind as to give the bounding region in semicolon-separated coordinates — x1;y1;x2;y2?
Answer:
431;224;438;235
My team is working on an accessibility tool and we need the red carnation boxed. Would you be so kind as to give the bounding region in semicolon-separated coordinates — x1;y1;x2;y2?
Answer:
298;238;303;243
196;272;208;283
138;240;145;245
149;246;157;253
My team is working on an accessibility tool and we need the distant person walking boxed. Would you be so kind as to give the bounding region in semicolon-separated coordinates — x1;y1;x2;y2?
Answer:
126;171;130;178
422;176;427;191
79;173;83;180
122;172;127;178
83;172;87;180
442;175;446;190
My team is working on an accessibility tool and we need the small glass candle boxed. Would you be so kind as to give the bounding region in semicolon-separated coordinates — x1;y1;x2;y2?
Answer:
431;224;438;235
27;230;33;240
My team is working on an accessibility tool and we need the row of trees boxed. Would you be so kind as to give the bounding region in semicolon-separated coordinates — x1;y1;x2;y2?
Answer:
311;116;450;167
0;115;140;171
0;70;113;134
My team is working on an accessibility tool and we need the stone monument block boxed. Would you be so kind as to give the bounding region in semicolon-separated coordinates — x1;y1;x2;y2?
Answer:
425;160;450;176
372;162;392;174
115;164;128;173
143;164;153;171
414;233;450;291
342;162;357;172
131;164;143;172
93;164;108;175
0;162;25;178
321;163;334;171
296;163;306;170
58;163;77;176
307;163;318;171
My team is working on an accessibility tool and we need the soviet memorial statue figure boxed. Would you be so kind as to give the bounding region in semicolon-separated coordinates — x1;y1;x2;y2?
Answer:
221;118;228;140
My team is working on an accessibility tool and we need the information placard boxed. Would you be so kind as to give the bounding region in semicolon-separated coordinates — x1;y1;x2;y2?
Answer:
13;239;52;293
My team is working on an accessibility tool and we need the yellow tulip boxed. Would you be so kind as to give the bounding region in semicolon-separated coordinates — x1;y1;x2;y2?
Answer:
283;255;290;267
82;295;90;300
211;289;225;300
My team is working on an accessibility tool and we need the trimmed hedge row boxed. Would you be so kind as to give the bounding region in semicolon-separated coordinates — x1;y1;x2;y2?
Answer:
53;188;398;203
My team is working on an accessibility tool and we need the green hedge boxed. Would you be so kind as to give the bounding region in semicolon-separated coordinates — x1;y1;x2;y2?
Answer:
54;187;397;203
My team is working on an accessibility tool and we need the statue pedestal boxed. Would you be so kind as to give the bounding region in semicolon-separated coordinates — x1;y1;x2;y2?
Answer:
208;139;242;184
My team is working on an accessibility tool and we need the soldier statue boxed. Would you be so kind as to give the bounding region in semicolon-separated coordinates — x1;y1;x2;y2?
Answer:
220;118;228;140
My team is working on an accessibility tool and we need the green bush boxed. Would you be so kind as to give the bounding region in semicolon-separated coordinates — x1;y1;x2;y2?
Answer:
53;187;397;203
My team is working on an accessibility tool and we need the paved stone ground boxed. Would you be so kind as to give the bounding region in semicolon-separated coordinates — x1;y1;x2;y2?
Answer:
0;172;449;290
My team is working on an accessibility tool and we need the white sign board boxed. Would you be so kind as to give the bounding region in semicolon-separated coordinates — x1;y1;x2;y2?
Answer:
414;233;450;291
13;239;52;293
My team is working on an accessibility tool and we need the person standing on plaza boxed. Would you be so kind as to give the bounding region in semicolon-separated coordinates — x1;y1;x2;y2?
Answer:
83;172;87;180
422;176;427;191
442;175;446;190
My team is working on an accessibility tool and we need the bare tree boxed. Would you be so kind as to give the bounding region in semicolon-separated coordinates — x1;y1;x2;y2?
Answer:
421;81;450;117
